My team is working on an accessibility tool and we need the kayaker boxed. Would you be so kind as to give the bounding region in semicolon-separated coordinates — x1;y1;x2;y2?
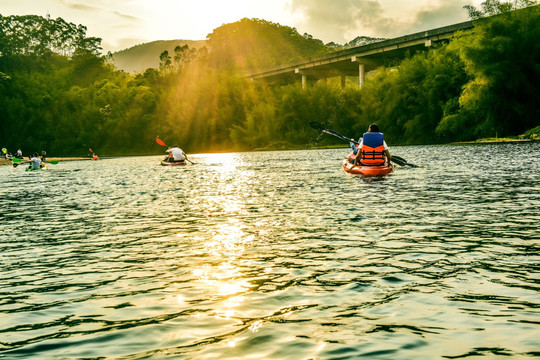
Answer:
354;124;392;167
16;148;23;159
165;145;187;163
29;153;43;170
92;153;99;161
41;150;47;162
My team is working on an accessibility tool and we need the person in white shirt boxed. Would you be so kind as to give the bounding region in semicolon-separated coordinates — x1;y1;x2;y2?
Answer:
29;153;42;170
165;146;187;163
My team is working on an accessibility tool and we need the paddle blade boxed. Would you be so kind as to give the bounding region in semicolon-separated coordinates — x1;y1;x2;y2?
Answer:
309;122;358;144
309;122;326;131
12;158;22;163
155;138;167;147
89;148;93;153
391;157;406;166
391;155;418;167
48;160;59;165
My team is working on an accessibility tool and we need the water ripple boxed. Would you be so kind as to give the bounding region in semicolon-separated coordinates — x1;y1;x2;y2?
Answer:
0;143;539;359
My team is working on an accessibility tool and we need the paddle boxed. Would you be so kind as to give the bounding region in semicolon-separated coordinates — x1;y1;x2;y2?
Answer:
12;158;30;167
12;157;58;167
390;155;417;168
309;122;418;167
309;122;359;145
155;137;196;164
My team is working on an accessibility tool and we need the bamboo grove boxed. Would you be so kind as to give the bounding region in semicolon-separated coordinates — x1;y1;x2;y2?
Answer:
1;1;539;157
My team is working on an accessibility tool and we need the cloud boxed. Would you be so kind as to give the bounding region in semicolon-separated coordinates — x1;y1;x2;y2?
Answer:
60;0;140;22
411;1;472;33
288;0;387;43
288;0;472;44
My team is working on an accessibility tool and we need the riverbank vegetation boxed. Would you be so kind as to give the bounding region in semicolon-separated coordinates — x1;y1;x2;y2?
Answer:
1;1;538;156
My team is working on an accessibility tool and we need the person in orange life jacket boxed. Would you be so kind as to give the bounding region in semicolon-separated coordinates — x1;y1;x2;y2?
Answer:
353;123;392;166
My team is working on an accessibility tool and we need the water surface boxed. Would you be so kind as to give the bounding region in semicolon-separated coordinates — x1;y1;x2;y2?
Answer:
1;143;539;359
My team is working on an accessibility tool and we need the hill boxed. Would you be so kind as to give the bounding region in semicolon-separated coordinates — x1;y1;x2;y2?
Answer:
205;18;331;72
111;39;207;73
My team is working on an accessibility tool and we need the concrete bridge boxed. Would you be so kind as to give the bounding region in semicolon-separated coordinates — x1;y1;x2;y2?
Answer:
248;20;473;88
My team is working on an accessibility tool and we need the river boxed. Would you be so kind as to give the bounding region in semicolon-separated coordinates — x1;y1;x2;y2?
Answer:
1;143;539;359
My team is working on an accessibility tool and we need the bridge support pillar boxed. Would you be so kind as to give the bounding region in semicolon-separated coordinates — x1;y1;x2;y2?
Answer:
351;56;365;89
358;63;365;88
295;68;307;89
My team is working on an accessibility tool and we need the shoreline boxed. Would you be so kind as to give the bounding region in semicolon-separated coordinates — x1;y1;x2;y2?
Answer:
1;139;537;166
0;157;89;166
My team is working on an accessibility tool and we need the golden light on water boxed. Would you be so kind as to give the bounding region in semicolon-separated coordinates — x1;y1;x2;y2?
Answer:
176;152;267;347
248;320;263;333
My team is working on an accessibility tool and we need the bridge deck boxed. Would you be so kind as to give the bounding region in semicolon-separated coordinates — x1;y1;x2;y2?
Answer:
248;20;473;83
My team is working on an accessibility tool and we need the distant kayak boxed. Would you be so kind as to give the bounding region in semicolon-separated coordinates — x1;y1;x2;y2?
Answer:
342;154;393;176
26;164;48;172
160;160;186;166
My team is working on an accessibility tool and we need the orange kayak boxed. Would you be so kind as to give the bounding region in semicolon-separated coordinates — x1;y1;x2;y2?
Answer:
342;155;393;176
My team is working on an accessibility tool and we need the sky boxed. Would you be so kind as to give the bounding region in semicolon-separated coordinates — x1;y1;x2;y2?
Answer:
0;0;484;53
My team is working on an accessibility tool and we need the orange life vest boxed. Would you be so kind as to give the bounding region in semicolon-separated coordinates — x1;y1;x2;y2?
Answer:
361;132;385;165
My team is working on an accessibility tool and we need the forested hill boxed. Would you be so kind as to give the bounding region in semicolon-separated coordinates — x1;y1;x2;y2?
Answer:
204;18;332;72
112;40;207;73
110;18;332;73
1;4;539;157
111;25;384;74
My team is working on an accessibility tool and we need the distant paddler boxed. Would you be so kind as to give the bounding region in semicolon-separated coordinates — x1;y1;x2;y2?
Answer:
89;148;99;161
29;152;44;170
165;145;187;164
155;137;195;164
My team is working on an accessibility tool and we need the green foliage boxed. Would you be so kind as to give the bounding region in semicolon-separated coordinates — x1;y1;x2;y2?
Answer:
353;46;468;144
0;14;101;57
111;40;206;73
464;0;536;19
1;11;539;158
206;18;330;71
522;125;540;140
440;3;540;139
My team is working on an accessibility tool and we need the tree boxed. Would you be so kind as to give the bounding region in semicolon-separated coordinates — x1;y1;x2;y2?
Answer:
440;3;540;139
159;50;172;72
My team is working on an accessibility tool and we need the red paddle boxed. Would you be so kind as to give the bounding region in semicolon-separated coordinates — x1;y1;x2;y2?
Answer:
155;138;167;147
